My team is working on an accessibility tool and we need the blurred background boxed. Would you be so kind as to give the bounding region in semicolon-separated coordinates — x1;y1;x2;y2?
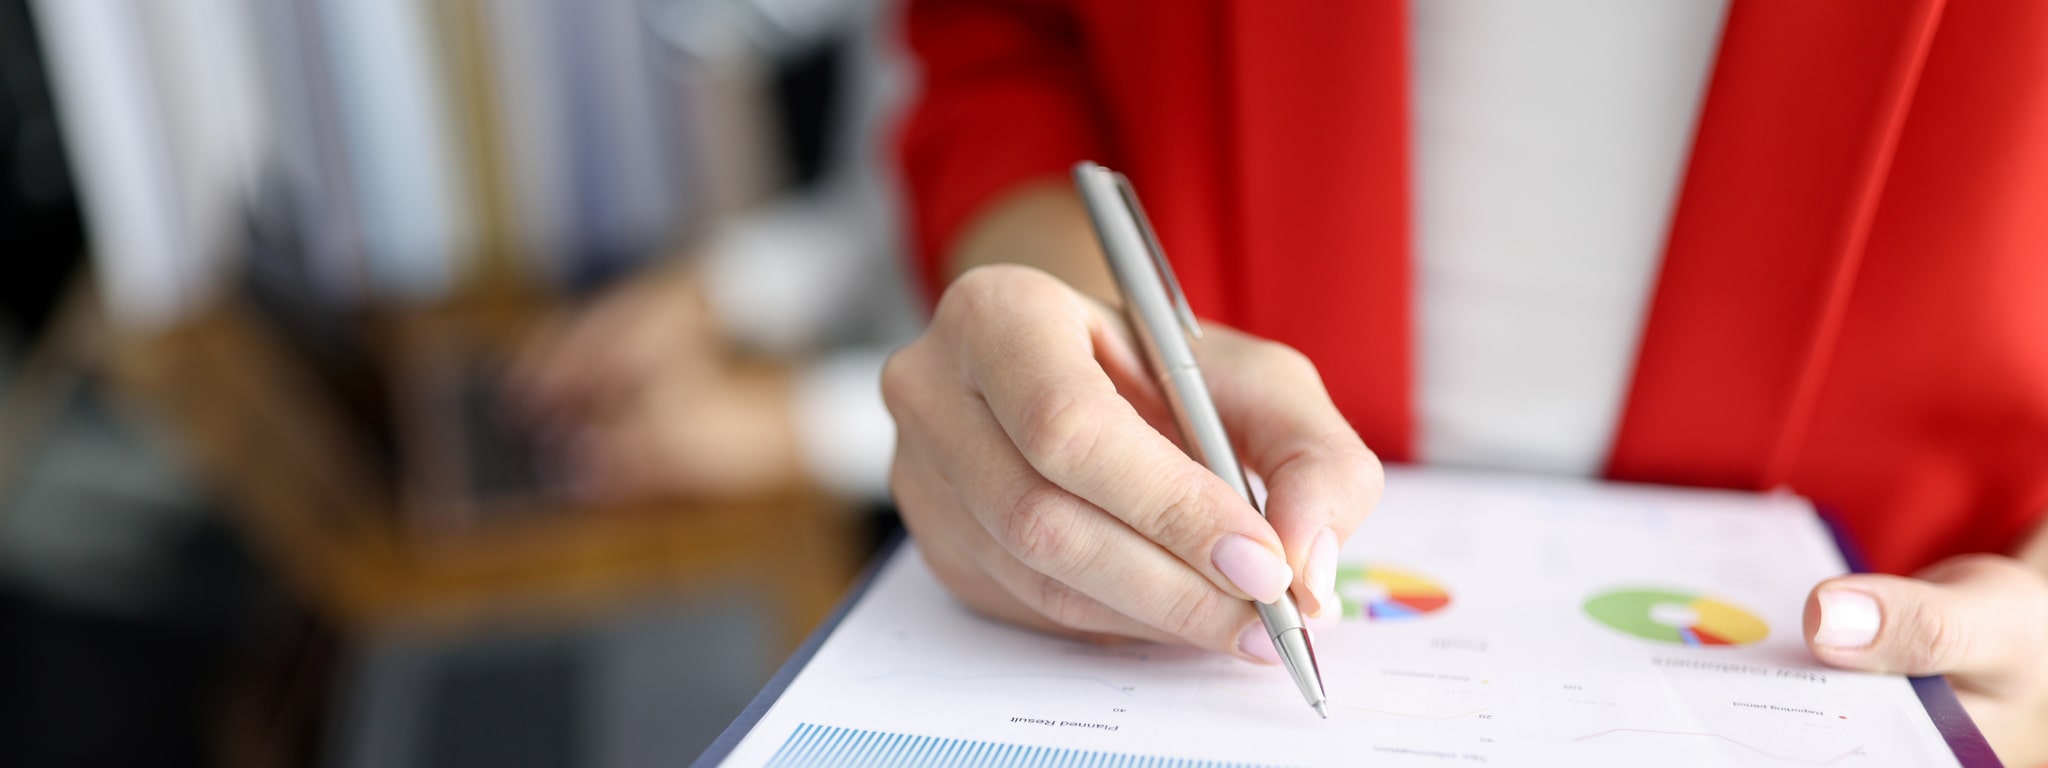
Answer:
0;0;915;765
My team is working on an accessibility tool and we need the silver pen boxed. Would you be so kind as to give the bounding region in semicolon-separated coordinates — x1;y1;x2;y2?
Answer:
1071;161;1329;719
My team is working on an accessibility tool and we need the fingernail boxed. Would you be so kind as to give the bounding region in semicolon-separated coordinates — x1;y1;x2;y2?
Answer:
1213;534;1293;604
1307;606;1341;633
1815;588;1880;648
1307;527;1339;614
1237;622;1281;664
1315;584;1340;619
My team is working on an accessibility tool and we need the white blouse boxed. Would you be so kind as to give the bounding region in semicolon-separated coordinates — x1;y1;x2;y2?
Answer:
1411;0;1731;475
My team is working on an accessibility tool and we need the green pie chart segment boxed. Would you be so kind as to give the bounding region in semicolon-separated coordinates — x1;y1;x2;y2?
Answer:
1584;588;1769;647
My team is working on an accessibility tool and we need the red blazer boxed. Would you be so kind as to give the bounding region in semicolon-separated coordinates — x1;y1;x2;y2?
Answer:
898;0;2048;575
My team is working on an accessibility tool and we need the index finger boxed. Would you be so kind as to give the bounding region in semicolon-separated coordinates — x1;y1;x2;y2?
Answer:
940;266;1296;605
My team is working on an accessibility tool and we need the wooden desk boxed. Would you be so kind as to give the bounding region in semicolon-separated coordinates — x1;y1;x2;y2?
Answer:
103;298;861;655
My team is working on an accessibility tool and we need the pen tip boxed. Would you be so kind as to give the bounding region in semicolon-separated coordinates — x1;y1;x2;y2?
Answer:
1313;701;1329;720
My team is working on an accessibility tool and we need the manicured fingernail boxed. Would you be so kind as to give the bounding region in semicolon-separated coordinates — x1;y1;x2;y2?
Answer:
1307;606;1341;632
1237;622;1281;664
1315;584;1340;619
1213;534;1293;603
1307;527;1339;614
1815;588;1880;648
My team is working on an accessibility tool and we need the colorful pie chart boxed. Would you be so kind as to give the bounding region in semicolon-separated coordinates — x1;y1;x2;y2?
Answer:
1335;564;1452;620
1584;588;1769;646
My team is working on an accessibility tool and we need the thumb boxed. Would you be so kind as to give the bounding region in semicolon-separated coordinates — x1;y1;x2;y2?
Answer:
1804;555;2048;681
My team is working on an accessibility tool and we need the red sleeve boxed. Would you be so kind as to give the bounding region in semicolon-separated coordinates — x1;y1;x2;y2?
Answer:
896;0;1108;304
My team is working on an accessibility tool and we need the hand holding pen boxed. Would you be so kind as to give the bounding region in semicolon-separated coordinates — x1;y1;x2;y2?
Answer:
882;163;1382;712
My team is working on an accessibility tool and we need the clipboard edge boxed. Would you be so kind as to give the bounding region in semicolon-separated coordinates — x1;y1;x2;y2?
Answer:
690;531;908;768
1819;510;2004;768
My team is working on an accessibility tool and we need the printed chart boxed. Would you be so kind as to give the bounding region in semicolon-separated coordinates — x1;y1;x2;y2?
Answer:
1583;588;1769;647
764;724;1286;768
1335;564;1452;620
712;470;1970;767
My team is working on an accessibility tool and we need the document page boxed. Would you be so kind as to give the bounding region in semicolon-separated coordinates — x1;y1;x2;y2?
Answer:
714;469;1966;767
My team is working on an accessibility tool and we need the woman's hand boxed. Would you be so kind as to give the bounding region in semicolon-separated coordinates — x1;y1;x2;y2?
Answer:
508;262;719;430
557;362;802;501
1805;554;2048;765
505;262;808;501
883;264;1381;662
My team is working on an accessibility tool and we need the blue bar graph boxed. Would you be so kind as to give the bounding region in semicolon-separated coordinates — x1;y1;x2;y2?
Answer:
762;724;1291;768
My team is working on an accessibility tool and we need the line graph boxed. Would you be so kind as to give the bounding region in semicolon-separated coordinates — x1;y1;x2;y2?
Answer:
1574;728;1866;765
1329;703;1491;721
1208;684;1490;721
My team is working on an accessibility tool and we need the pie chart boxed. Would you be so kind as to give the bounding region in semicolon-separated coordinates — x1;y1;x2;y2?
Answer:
1584;588;1769;646
1335;564;1452;620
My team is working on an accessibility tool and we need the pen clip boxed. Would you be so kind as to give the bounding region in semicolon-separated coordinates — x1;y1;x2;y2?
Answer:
1112;171;1203;341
